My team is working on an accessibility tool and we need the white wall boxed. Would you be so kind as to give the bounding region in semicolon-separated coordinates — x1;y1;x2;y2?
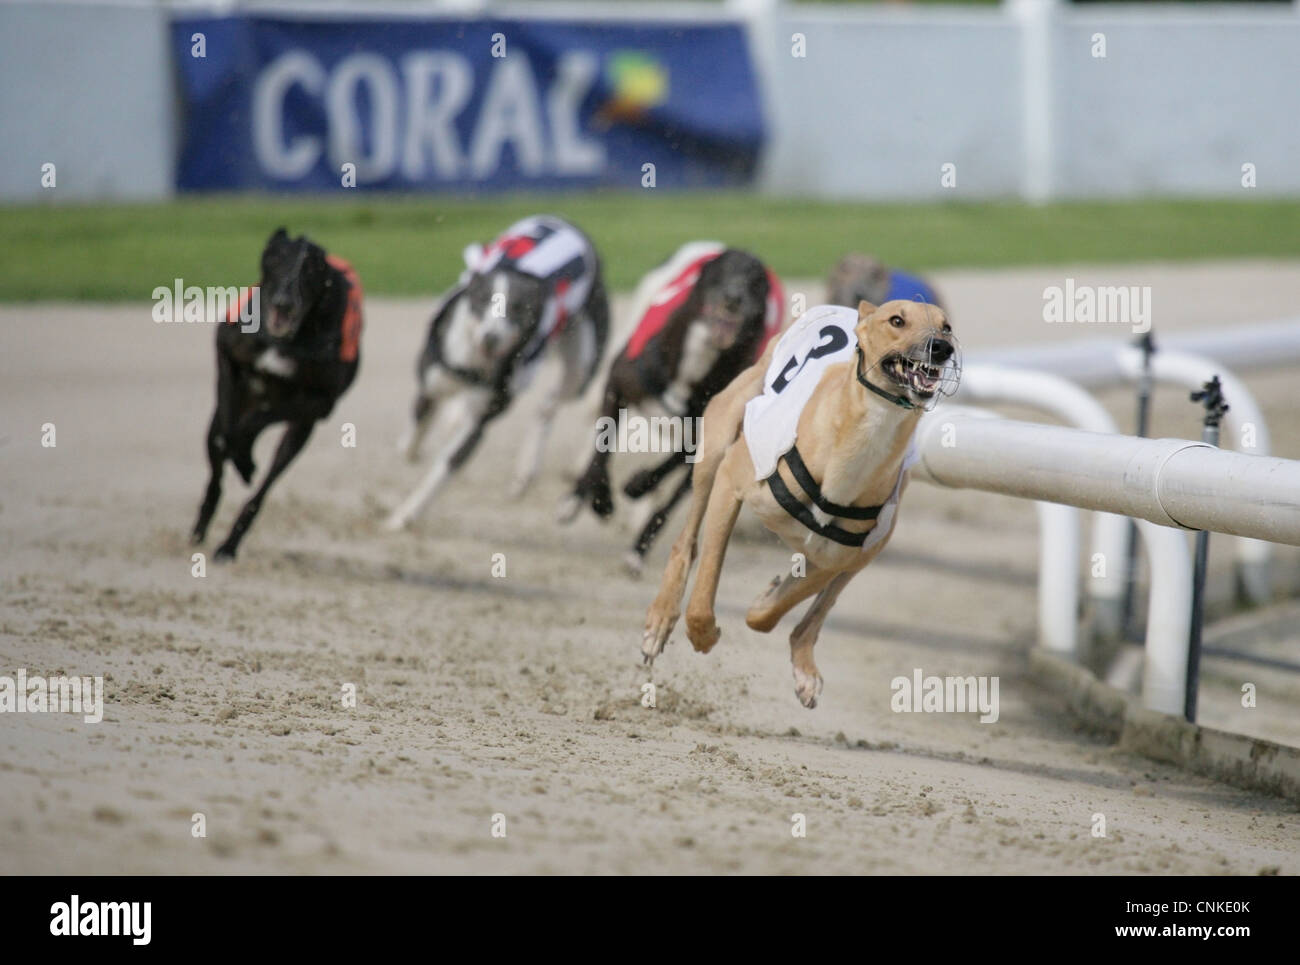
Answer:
757;9;1025;199
1050;9;1300;197
0;1;175;202
759;1;1300;200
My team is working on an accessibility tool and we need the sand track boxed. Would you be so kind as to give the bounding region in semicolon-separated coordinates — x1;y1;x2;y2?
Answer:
2;261;1298;873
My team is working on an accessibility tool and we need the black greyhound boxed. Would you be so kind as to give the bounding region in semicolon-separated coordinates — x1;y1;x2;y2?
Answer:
191;228;362;559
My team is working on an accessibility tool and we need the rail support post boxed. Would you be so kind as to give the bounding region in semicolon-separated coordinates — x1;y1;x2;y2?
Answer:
1185;376;1229;722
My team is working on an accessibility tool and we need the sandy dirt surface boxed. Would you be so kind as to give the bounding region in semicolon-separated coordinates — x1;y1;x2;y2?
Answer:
2;259;1298;874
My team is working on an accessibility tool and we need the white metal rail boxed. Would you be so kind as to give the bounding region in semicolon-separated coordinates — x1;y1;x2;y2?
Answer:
910;410;1300;714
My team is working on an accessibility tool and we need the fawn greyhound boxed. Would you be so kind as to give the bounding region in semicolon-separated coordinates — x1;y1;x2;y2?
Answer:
640;298;959;707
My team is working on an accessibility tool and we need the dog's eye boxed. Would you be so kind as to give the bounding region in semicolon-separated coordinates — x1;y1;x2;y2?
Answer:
889;315;905;328
942;323;952;334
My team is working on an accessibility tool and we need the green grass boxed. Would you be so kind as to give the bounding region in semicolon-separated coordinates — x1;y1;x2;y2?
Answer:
3;194;1298;301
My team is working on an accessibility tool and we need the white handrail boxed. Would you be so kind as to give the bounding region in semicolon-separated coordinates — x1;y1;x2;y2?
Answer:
967;322;1300;603
954;366;1130;636
914;413;1300;542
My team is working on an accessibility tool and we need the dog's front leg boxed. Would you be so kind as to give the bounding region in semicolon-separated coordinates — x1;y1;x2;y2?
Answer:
682;463;744;654
625;463;692;577
193;347;243;543
641;374;758;663
214;419;316;560
399;362;456;463
512;317;595;500
508;383;562;500
385;390;491;531
559;380;621;522
398;392;437;463
191;413;227;545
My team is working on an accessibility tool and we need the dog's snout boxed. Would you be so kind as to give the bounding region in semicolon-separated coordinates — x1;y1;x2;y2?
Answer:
928;339;954;364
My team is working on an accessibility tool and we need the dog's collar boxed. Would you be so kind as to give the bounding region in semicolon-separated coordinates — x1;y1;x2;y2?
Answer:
855;345;916;410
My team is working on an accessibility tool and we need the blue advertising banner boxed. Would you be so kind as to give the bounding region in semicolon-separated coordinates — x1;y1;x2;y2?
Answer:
171;16;765;192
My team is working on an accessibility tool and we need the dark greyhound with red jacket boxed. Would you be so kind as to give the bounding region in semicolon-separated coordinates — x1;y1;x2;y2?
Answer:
190;228;362;560
559;242;784;574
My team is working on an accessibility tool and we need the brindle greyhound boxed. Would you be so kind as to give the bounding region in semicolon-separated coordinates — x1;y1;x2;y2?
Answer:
560;243;781;574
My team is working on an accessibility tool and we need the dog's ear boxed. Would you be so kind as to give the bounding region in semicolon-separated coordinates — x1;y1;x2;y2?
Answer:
266;227;290;250
857;300;878;321
696;251;728;286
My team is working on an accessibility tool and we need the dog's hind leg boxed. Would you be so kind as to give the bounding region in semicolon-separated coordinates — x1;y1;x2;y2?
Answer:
624;463;692;577
624;449;686;500
744;563;841;633
191;414;226;545
214;419;316;560
787;570;855;708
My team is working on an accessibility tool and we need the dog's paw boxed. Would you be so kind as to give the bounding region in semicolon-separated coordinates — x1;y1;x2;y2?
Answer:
232;455;256;485
554;494;582;525
189;529;206;547
685;611;721;654
622;550;645;578
641;609;678;665
590;485;614;519
382;512;411;533
792;666;824;709
213;542;238;562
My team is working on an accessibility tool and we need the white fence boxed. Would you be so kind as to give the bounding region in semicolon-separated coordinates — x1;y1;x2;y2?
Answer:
4;0;1300;201
913;407;1300;715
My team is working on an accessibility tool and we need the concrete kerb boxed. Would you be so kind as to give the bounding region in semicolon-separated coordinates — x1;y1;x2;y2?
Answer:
1029;649;1300;803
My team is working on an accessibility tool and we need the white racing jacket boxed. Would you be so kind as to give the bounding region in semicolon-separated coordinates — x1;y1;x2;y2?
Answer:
743;305;918;554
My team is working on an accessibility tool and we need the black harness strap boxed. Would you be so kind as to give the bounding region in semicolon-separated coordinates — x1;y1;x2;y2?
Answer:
766;444;885;548
782;447;882;521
